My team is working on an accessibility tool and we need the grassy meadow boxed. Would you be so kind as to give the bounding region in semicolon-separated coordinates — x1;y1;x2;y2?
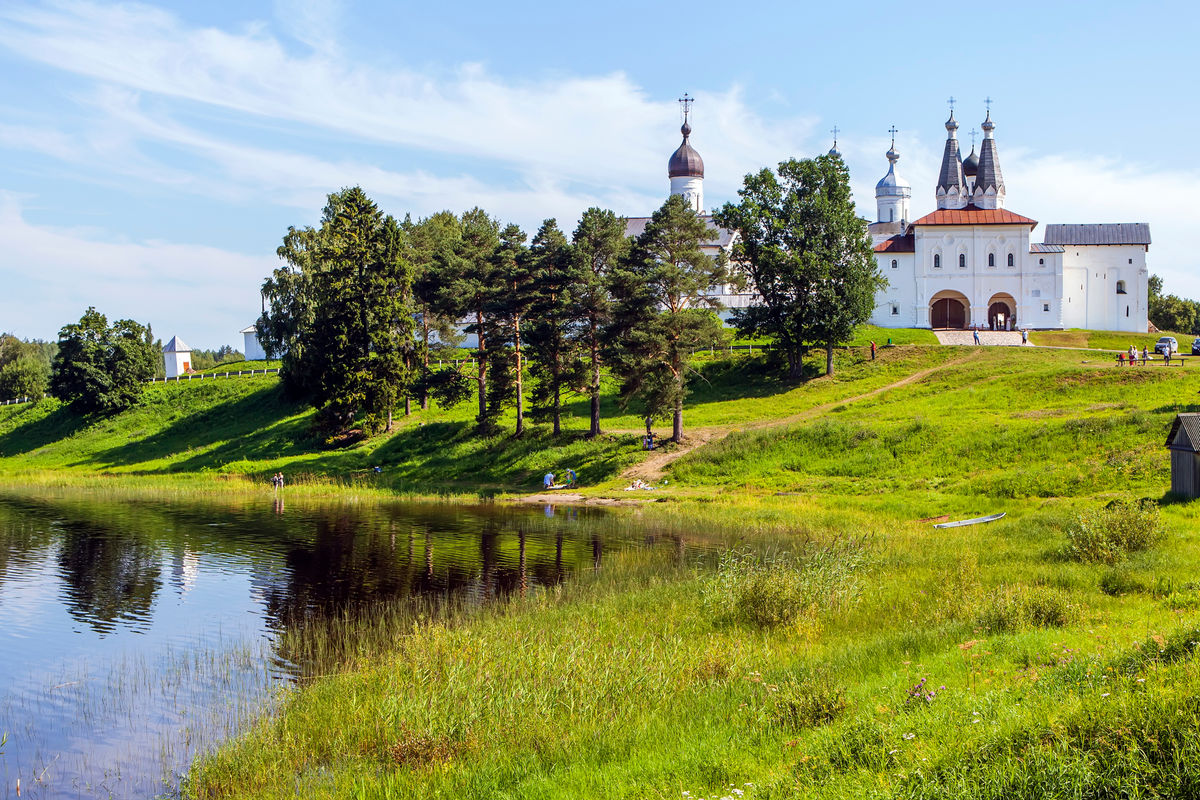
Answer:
5;330;1200;797
1029;327;1195;352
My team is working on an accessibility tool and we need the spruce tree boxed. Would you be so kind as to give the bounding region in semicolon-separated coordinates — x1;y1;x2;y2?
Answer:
571;208;628;437
526;219;580;435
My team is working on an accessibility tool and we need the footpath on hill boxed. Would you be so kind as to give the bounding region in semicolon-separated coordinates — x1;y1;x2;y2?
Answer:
518;349;982;504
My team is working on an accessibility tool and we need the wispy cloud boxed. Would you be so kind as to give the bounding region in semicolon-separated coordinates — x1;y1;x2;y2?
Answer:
0;194;276;347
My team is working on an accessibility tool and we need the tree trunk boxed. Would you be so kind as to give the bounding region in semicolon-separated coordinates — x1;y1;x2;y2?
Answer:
404;396;410;417
475;311;487;425
825;342;834;377
589;322;601;437
420;312;429;411
514;317;524;437
672;399;683;443
553;377;561;435
386;408;393;433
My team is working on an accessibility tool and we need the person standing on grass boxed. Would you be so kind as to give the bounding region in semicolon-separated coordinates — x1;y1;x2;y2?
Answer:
870;341;876;360
1022;328;1029;345
1142;346;1148;365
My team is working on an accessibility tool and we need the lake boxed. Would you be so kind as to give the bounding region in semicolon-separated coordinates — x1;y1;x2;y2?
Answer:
0;489;704;799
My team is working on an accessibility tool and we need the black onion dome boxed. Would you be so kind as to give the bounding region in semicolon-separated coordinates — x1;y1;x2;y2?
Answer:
668;123;704;178
962;146;979;177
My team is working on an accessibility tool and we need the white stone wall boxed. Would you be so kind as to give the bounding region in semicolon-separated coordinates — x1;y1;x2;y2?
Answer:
243;329;267;361
669;176;704;213
165;350;190;378
1059;245;1148;332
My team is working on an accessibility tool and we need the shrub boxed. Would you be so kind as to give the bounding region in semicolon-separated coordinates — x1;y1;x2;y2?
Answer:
704;541;866;628
1065;498;1163;564
1099;568;1145;596
977;584;1079;633
770;668;849;732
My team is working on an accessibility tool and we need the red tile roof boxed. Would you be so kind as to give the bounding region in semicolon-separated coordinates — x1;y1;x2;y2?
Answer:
909;206;1038;228
874;234;915;253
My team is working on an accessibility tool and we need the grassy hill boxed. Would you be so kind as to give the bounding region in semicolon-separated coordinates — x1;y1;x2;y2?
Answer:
181;343;1200;800
1029;327;1195;352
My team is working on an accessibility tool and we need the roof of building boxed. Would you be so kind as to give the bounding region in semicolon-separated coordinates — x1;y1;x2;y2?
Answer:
935;128;965;194
1029;243;1065;253
668;122;704;178
240;325;257;334
1166;413;1200;450
163;335;191;353
973;113;1005;198
961;146;979;177
1043;223;1152;246
909;207;1037;228
874;234;915;253
624;214;733;247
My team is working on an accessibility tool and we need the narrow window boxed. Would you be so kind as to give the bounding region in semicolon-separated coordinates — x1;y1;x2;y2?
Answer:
891;303;900;316
934;254;941;269
959;253;966;268
1116;280;1127;294
1007;253;1014;267
988;253;995;267
1043;303;1050;312
891;259;898;269
1039;258;1044;265
889;208;895;222
1128;258;1133;264
1126;305;1130;317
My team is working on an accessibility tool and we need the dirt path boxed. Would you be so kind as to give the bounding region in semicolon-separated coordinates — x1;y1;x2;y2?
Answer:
617;350;981;482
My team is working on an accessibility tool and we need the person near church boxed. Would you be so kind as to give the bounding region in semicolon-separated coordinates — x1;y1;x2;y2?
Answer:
973;329;980;345
1141;346;1148;365
1118;352;1126;367
544;472;555;490
870;341;877;360
1021;328;1028;345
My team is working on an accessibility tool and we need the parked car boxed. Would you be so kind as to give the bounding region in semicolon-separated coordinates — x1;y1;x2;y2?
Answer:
1192;338;1200;355
1155;336;1179;355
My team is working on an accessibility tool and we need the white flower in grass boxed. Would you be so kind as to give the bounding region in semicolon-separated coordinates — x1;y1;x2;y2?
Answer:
1101;692;1110;697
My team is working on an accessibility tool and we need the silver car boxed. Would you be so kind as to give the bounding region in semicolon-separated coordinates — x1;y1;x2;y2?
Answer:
1155;336;1178;355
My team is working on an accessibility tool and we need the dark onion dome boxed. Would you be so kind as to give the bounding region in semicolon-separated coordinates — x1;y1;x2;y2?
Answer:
962;145;979;177
668;122;704;178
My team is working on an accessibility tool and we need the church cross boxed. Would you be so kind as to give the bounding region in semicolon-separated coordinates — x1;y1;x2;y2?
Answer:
888;125;898;146
984;95;993;113
969;129;977;148
830;124;840;146
947;96;956;113
678;93;693;122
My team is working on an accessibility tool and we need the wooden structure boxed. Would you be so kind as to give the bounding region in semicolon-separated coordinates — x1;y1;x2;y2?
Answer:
1165;413;1200;498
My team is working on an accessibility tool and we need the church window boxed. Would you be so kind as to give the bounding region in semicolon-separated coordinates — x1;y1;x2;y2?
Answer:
1039;258;1045;266
933;254;941;269
1032;289;1041;298
1126;305;1130;317
988;253;995;267
1128;258;1133;264
1116;280;1127;294
959;253;966;268
1007;253;1014;267
1043;303;1051;312
889;209;895;222
891;303;900;316
891;259;897;269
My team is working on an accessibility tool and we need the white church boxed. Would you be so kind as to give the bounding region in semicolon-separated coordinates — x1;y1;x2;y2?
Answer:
866;109;1150;331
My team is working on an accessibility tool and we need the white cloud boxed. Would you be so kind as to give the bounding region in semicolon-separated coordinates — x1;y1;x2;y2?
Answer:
0;194;276;347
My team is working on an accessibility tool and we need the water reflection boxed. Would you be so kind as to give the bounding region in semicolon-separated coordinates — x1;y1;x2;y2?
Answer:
0;490;702;800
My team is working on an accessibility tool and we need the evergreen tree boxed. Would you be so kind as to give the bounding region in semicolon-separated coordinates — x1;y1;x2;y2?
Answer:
258;187;414;437
608;194;728;443
526;219;580;435
408;211;468;411
50;307;156;413
486;223;534;435
571;208;628;437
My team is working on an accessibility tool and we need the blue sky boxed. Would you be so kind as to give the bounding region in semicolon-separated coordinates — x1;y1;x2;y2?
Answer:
1;0;1195;348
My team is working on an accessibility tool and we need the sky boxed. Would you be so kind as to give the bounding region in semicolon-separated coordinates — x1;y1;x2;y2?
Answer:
1;0;1197;349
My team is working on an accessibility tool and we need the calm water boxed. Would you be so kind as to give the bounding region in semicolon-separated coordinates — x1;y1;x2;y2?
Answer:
0;490;702;799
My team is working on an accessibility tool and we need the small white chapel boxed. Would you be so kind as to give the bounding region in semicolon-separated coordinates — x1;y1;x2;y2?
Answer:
867;107;1150;331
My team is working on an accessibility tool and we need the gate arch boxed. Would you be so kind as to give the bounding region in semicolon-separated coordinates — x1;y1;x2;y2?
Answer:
929;290;970;329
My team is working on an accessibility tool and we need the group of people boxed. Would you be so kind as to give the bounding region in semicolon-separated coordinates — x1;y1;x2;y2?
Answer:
542;469;578;490
971;327;1031;345
270;472;285;489
1118;345;1153;366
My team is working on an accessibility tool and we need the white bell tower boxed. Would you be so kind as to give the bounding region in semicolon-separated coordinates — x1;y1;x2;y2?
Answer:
668;93;705;213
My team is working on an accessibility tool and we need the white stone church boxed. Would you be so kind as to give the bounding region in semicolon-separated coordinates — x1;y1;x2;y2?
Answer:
867;110;1150;331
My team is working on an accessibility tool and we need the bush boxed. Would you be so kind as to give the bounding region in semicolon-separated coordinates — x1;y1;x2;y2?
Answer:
1065;498;1162;564
770;668;849;732
704;542;866;628
977;584;1079;633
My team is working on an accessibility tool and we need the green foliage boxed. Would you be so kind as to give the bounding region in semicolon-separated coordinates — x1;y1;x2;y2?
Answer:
1147;272;1200;335
975;583;1079;633
526;218;583;434
703;543;865;628
259;187;415;435
0;355;48;400
769;668;849;732
1065;498;1163;564
714;154;882;378
608;194;728;441
49;307;156;413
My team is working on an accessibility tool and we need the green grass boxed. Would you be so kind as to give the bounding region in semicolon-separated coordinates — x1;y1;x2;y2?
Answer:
1029;328;1194;352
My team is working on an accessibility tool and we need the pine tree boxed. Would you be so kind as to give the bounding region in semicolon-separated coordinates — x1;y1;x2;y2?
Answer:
571;208;628;437
608;194;728;443
526;219;580;435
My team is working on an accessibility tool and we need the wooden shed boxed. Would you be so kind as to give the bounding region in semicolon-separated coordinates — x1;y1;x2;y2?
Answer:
1165;413;1200;498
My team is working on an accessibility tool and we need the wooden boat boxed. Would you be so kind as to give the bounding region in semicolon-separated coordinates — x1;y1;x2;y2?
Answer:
933;512;1006;529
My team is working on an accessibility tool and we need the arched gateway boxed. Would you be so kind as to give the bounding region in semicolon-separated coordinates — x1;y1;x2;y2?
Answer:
929;290;969;329
987;292;1016;330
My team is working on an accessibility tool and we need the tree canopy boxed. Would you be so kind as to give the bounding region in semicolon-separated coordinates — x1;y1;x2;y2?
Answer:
715;154;881;378
258;187;414;436
50;308;156;413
